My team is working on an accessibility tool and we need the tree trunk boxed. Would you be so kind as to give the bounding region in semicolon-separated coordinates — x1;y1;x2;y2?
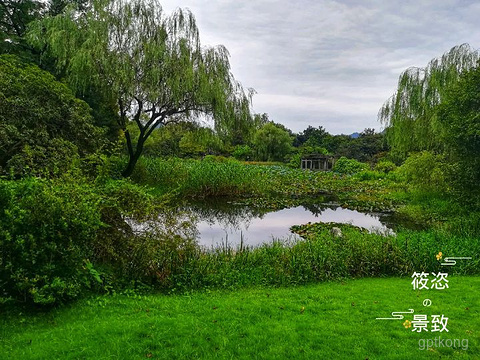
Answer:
121;152;141;178
122;138;145;178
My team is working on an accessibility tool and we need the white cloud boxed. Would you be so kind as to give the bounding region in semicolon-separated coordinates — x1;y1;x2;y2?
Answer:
159;0;480;134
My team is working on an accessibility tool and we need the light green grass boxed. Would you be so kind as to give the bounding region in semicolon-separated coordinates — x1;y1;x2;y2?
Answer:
1;277;478;359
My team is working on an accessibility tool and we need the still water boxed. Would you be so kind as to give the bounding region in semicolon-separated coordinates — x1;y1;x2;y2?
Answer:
185;200;396;248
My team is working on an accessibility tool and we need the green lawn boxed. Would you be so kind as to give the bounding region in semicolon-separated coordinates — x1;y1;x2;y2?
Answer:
1;277;478;359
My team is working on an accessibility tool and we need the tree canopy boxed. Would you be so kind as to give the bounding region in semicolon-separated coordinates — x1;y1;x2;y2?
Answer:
0;0;43;57
378;44;480;159
0;0;87;59
28;0;252;176
437;65;480;197
0;54;103;176
253;122;292;162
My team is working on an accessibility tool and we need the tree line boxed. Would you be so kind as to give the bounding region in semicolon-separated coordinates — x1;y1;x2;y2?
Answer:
0;0;478;203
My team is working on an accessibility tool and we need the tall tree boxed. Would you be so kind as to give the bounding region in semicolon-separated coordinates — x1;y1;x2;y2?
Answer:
253;122;292;162
294;125;328;147
437;65;480;199
47;0;90;16
0;0;85;58
378;44;480;159
28;0;252;177
0;55;103;176
0;0;43;57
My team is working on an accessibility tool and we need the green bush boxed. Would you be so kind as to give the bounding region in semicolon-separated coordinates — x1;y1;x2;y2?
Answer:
286;152;302;168
0;55;105;177
396;151;451;191
202;155;230;163
354;170;386;181
253;123;292;162
333;157;369;175
375;160;397;173
6;139;81;178
0;177;159;306
232;145;253;161
0;178;103;305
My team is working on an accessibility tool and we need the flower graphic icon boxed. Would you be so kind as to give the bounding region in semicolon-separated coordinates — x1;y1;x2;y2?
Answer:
436;252;443;261
403;320;412;329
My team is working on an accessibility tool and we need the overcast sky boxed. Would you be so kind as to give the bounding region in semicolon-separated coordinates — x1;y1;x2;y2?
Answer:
159;0;480;134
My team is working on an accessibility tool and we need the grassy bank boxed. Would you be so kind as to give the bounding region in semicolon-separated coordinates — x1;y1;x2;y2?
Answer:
2;160;479;306
128;156;400;201
140;223;479;292
129;157;478;231
2;276;478;359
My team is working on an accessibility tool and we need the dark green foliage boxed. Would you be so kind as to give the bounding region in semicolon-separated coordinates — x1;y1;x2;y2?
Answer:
438;65;480;201
340;129;387;163
47;0;90;16
292;127;387;164
0;178;102;305
294;125;327;147
374;160;397;173
333;157;369;175
179;128;224;157
76;85;121;142
253;122;292;162
0;0;87;60
0;0;44;59
142;122;197;158
231;144;253;161
0;177;158;306
6;138;81;178
0;55;104;176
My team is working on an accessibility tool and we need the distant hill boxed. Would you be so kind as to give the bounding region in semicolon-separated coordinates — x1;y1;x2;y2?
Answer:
350;132;360;138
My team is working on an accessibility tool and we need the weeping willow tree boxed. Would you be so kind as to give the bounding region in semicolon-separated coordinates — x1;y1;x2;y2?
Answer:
379;44;480;159
28;0;253;177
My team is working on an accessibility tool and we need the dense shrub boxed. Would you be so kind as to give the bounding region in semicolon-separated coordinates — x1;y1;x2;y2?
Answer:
396;151;451;191
353;170;385;181
165;223;480;291
0;55;105;177
333;157;369;175
375;160;397;173
232;145;253;161
0;177;158;306
0;178;103;305
6;139;81;178
179;128;224;157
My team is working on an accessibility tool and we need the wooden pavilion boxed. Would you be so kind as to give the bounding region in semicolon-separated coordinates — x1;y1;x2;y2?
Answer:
300;154;335;171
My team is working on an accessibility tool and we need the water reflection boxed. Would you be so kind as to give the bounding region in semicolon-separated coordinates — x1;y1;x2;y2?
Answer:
183;200;395;248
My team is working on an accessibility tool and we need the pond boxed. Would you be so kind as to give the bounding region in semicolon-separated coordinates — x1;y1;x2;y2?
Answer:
182;198;399;248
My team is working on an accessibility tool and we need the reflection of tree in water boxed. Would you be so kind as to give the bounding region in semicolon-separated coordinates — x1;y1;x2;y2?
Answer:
300;203;331;216
181;198;270;232
180;197;338;233
128;207;200;242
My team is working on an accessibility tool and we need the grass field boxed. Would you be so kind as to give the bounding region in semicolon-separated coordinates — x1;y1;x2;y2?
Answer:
1;276;478;359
